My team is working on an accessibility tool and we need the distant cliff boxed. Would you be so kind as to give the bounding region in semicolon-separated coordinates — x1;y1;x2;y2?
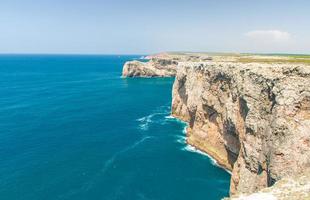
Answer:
122;53;310;198
122;59;177;77
122;53;212;77
122;53;179;77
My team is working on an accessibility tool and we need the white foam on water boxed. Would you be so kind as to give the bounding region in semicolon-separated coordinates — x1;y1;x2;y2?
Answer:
175;135;186;144
136;114;154;131
182;144;232;175
136;105;171;131
137;105;232;175
164;115;188;126
164;115;174;119
182;145;217;164
172;121;232;175
182;126;187;134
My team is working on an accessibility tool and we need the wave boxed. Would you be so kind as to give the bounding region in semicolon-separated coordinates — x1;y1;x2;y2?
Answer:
171;119;231;175
137;105;231;175
164;115;188;125
137;105;189;128
136;105;171;131
175;135;186;144
164;115;174;119
136;113;158;131
182;145;232;175
182;145;217;164
182;126;187;134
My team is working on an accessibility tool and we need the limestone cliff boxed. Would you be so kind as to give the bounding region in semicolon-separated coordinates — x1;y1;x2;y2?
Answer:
171;62;310;195
122;53;310;198
122;59;177;77
122;53;212;77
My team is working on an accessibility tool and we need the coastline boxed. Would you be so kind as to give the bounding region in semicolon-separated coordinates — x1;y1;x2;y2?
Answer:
171;106;234;173
122;52;310;199
169;114;232;174
184;142;232;175
187;139;233;174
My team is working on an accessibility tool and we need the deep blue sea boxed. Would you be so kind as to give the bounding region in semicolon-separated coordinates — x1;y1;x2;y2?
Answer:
0;55;230;200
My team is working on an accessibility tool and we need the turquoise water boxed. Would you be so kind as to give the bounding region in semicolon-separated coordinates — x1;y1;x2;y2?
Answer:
0;55;230;200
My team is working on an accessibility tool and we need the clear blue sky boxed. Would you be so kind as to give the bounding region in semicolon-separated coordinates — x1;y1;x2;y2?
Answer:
1;0;310;54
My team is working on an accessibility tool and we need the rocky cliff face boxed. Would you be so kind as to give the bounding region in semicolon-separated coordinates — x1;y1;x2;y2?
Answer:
171;62;310;195
122;53;310;198
122;53;212;77
122;58;178;77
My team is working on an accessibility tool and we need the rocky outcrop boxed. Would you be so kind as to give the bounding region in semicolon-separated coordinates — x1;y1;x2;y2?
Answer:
122;53;212;77
122;58;178;77
171;62;310;195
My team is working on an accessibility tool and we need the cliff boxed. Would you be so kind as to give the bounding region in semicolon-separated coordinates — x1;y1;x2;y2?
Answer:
171;62;310;195
122;53;212;77
122;59;177;77
122;53;310;198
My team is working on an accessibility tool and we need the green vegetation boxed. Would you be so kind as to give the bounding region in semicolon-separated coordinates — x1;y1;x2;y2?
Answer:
155;52;310;65
237;57;310;64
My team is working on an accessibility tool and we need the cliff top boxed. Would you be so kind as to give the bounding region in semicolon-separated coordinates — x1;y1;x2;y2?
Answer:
225;170;310;200
177;61;310;80
146;52;310;65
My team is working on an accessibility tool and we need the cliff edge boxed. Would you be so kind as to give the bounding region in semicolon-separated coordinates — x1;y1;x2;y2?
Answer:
122;53;212;77
225;170;310;200
122;59;177;77
171;62;310;195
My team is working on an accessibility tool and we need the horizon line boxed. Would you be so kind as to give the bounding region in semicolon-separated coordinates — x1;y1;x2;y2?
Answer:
0;52;309;56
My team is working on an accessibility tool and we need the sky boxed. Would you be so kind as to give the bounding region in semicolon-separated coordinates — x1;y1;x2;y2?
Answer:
1;0;310;54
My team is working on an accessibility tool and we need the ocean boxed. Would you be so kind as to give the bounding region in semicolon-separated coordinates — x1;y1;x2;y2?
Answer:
0;55;230;200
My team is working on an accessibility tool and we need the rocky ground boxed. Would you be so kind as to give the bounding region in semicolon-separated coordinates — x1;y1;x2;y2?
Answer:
225;170;310;200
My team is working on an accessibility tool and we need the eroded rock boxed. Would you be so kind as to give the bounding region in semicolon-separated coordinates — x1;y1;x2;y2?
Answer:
122;58;178;77
171;62;310;196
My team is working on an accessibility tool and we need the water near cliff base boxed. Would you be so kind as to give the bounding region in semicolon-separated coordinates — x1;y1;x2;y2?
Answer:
0;55;230;200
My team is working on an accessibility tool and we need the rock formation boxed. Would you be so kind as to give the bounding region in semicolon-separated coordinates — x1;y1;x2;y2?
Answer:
122;53;310;198
171;62;310;195
122;57;178;77
122;53;212;77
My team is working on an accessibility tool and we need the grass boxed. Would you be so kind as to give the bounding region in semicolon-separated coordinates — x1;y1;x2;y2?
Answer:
159;52;310;65
237;57;310;64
